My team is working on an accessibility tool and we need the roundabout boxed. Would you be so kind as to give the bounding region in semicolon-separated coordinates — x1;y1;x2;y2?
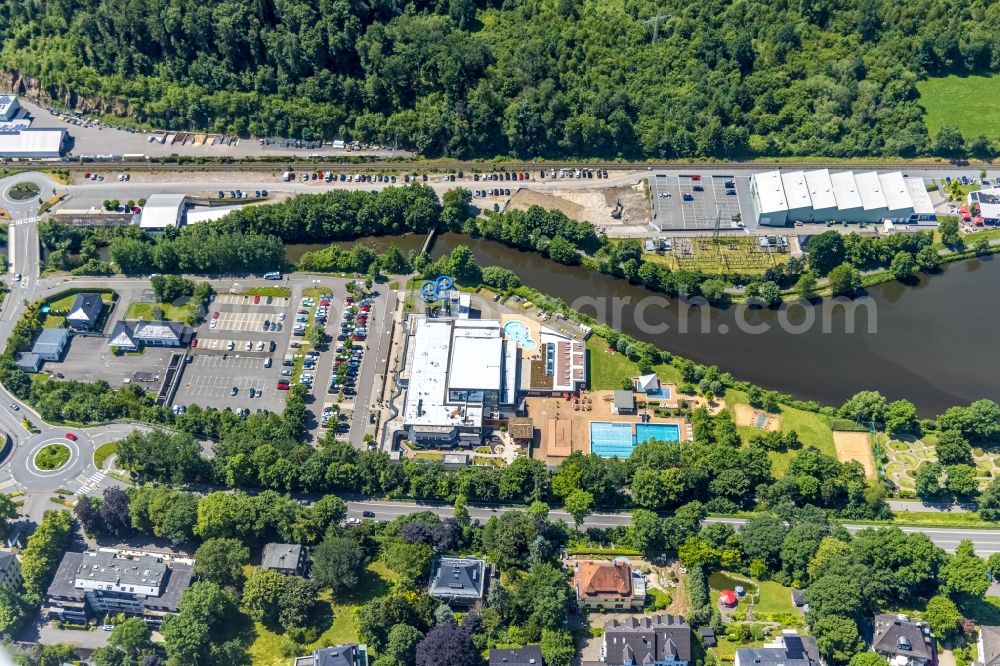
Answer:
6;181;39;202
34;442;71;470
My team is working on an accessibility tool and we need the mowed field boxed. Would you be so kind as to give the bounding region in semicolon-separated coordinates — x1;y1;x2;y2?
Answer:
918;74;1000;138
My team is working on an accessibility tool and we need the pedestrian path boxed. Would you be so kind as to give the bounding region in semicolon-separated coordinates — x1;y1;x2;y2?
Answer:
74;470;106;497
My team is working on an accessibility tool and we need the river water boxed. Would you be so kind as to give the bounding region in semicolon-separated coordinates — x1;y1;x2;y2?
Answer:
286;234;1000;415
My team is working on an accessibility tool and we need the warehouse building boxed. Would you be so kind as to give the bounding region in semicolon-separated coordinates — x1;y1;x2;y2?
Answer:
0;128;68;159
750;170;936;227
137;194;188;231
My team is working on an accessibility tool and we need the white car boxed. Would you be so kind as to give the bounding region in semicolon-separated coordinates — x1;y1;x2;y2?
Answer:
226;341;235;351
256;341;264;351
244;341;252;351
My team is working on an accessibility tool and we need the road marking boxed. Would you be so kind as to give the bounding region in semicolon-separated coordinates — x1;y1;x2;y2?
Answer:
75;470;106;496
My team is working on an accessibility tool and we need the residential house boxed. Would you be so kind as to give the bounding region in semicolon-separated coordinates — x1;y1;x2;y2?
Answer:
872;614;936;666
262;543;308;576
293;644;368;666
574;559;644;611
734;631;821;666
490;646;543;665
65;293;104;331
791;589;806;608
600;614;691;666
698;627;717;649
32;328;71;361
978;625;1000;666
429;557;487;607
14;353;42;373
0;552;21;590
45;550;193;627
108;320;190;351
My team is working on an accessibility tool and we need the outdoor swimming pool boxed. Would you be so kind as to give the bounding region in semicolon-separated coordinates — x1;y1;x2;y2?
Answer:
503;320;537;350
644;387;672;399
590;422;635;458
635;422;680;444
590;421;681;457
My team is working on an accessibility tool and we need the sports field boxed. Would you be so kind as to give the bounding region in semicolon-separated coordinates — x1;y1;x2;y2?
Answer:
917;74;1000;138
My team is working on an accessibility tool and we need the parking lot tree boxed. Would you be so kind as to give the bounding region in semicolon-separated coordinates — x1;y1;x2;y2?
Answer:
20;509;73;602
306;321;325;348
827;263;861;297
193;538;251;590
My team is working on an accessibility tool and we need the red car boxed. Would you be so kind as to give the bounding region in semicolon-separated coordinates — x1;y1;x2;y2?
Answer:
190;338;198;348
320;300;331;307
212;311;220;320
253;295;261;304
66;433;78;441
277;381;290;390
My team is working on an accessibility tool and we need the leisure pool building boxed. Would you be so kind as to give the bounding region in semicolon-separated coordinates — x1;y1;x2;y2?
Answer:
399;316;586;448
750;169;936;227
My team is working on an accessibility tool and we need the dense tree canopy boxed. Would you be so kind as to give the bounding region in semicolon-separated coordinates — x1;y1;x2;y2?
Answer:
1;0;995;159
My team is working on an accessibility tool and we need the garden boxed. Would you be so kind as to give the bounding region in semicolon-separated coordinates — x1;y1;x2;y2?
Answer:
35;443;71;470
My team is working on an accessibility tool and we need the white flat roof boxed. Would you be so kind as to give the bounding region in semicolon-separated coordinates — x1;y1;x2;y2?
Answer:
804;169;837;210
448;330;502;392
905;178;936;215
752;171;788;214
780;171;812;211
0;128;64;156
139;193;188;229
185;205;244;224
878;172;912;212
854;171;888;211
831;171;863;210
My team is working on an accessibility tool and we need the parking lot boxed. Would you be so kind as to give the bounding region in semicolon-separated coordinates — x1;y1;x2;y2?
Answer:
649;173;753;232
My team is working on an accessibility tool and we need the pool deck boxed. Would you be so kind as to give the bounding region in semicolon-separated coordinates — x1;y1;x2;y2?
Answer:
500;313;543;359
528;390;689;465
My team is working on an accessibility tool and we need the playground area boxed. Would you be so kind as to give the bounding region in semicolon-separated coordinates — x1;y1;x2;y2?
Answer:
833;431;877;479
645;236;797;276
733;404;781;431
880;433;1000;494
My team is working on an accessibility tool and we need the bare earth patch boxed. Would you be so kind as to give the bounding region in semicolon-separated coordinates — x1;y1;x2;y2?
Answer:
733;403;781;431
508;182;651;232
833;431;876;479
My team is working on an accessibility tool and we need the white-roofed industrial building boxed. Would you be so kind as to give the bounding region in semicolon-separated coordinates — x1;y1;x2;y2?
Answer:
750;171;788;226
0;128;67;158
780;171;813;222
753;169;936;227
138;194;188;231
185;205;244;225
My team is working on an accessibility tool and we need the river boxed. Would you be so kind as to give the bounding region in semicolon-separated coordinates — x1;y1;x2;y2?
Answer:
285;233;1000;415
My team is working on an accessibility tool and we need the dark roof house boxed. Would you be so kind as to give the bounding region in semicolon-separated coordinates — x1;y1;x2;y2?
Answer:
108;320;190;350
734;631;820;666
261;543;307;576
791;589;806;607
293;644;368;666
489;645;544;666
429;557;487;606
66;293;104;330
978;625;1000;666
601;614;691;666
872;614;935;666
612;390;636;414
699;627;717;648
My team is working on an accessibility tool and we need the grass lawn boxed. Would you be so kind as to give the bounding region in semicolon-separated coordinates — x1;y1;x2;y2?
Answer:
585;335;683;390
725;390;836;476
248;561;395;666
35;443;71;470
918;74;1000;138
93;442;119;469
246;286;292;298
42;290;115;329
124;301;193;323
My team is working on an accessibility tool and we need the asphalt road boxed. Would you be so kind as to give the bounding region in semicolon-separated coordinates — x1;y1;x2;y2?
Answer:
0;169;996;556
341;499;1000;554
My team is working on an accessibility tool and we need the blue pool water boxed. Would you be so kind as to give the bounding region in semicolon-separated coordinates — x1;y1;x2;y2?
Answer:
503;320;537;351
590;422;637;458
635;423;680;444
644;387;672;399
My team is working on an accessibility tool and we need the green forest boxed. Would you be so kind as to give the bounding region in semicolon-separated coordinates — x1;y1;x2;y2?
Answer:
0;0;998;158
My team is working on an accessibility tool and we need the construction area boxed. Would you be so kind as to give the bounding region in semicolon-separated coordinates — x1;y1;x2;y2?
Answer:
508;183;651;236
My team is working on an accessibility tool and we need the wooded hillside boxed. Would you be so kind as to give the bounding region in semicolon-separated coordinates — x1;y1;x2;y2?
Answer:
0;0;997;158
